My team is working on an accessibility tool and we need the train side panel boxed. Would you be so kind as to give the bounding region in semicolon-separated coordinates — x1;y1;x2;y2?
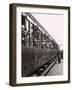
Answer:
22;47;58;77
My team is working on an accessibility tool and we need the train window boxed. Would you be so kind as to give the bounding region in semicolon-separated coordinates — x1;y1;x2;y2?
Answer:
30;23;34;47
31;24;41;48
21;15;26;46
45;35;50;49
51;40;59;49
25;20;30;47
34;25;40;48
38;30;41;48
41;32;46;49
21;25;25;46
26;20;29;31
48;42;54;49
21;15;30;47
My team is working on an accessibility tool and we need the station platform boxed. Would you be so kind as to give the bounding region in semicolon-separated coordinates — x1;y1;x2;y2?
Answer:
47;60;63;76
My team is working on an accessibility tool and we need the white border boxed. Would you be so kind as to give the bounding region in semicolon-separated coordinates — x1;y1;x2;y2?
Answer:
16;7;68;83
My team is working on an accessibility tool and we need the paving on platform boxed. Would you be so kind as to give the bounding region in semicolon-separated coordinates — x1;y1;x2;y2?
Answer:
47;60;63;76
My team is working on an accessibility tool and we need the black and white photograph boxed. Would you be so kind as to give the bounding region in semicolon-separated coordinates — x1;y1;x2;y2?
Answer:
21;13;63;77
9;4;70;86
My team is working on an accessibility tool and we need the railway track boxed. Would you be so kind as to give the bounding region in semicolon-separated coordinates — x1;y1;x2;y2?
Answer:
28;56;58;77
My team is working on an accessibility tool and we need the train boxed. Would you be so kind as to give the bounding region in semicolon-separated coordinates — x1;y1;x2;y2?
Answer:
21;13;60;77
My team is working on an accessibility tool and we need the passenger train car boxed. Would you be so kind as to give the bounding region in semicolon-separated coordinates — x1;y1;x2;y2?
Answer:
21;13;60;77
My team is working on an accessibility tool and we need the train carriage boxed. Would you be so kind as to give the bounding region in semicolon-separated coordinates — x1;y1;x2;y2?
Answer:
21;13;60;77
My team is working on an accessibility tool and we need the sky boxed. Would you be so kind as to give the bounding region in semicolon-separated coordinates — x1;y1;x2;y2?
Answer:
32;13;64;50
